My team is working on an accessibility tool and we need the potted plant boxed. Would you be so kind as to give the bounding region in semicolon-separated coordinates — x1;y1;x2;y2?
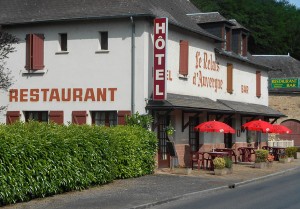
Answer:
279;153;288;163
165;123;175;136
213;157;226;175
285;146;298;161
296;147;300;159
254;149;268;168
224;156;233;174
267;154;274;167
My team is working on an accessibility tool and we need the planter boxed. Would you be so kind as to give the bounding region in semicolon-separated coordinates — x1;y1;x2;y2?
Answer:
279;158;289;163
254;162;267;169
214;168;227;175
288;157;293;163
267;162;273;168
296;152;300;159
225;167;233;174
171;168;192;175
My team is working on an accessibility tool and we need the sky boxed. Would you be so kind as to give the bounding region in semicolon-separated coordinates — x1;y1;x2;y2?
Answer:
288;0;300;8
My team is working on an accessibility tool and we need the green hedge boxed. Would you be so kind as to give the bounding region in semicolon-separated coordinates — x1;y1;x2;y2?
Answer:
0;122;157;205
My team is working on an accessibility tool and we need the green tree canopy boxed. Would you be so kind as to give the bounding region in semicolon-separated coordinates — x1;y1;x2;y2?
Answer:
191;0;300;60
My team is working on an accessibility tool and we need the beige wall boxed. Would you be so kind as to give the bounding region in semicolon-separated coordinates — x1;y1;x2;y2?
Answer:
269;94;300;123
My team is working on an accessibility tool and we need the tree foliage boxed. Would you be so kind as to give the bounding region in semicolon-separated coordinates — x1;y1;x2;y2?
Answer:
0;31;18;111
191;0;300;60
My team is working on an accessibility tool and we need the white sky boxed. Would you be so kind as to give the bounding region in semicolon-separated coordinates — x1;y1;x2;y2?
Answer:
288;0;300;8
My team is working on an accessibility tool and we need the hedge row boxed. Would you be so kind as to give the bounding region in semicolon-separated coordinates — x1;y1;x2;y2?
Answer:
0;122;157;205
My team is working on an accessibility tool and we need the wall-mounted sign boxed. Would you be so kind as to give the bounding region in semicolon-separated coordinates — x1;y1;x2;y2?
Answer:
271;78;299;89
9;88;117;102
153;17;168;100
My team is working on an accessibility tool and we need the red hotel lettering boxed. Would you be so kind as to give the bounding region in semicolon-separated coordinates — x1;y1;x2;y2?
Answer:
153;18;167;100
8;88;118;102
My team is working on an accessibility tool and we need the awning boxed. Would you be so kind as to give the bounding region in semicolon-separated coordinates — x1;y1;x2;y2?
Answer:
146;93;232;112
218;99;285;118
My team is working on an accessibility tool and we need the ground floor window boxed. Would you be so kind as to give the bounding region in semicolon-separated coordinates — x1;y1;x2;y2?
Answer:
91;111;117;126
189;117;199;152
25;111;48;122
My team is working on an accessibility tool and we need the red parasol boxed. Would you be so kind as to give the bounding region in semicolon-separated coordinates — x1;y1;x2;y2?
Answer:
194;120;235;133
272;124;292;134
242;119;273;133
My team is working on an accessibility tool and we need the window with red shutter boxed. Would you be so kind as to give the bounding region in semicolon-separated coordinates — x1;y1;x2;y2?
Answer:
91;111;117;126
179;40;189;76
6;111;20;124
72;111;87;125
227;63;233;94
49;111;64;124
117;111;131;125
25;34;45;70
256;71;261;98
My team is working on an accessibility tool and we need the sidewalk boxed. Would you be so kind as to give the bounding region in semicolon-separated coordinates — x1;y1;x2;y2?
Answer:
3;159;300;209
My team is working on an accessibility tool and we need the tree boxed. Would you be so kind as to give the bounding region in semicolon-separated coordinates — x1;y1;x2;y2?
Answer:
0;30;18;111
191;0;300;60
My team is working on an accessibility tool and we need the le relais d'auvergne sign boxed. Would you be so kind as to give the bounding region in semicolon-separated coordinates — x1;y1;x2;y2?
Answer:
271;78;300;89
153;17;168;100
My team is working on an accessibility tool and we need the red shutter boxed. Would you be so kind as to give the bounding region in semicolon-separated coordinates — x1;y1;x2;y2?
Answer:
72;111;87;125
25;34;32;70
49;111;64;124
256;71;261;97
118;111;131;125
179;40;189;76
227;63;233;94
6;111;20;124
32;34;45;70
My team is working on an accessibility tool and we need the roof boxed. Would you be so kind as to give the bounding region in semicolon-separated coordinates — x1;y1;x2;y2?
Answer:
146;93;232;112
0;0;222;42
251;55;300;93
147;93;285;118
188;12;234;25
215;49;272;72
229;19;249;32
218;99;285;118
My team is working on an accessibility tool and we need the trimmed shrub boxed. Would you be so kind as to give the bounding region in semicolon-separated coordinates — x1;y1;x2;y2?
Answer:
213;157;225;169
224;157;233;169
0;121;157;205
285;146;298;158
255;149;269;163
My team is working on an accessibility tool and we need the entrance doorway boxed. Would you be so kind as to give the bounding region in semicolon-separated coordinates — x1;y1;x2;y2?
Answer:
224;118;233;148
157;116;170;168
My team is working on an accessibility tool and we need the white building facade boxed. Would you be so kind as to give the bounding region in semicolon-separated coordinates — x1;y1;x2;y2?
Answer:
0;0;284;167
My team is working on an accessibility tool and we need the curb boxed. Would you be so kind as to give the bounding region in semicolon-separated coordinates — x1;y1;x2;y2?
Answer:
130;166;300;209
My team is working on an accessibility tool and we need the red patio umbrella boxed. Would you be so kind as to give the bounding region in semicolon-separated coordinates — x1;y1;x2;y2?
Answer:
272;124;292;134
194;120;235;133
242;119;273;133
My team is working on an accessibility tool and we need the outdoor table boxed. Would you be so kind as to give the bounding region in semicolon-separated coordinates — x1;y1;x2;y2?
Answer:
269;147;286;161
214;148;237;164
238;147;256;162
207;151;229;170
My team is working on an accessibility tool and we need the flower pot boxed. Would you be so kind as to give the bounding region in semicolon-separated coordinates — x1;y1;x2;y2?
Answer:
279;158;288;163
267;162;273;168
295;152;300;159
171;168;192;175
254;162;267;169
288;157;293;163
225;167;233;174
214;168;227;175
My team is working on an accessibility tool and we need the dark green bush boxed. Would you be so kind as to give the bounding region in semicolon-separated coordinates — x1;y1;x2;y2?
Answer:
285;146;298;158
224;157;233;168
0;121;157;205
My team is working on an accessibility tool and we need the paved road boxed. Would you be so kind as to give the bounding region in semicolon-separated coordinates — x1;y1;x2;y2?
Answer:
151;169;300;209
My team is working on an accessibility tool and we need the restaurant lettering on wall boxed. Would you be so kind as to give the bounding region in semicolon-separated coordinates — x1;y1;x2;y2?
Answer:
193;51;223;92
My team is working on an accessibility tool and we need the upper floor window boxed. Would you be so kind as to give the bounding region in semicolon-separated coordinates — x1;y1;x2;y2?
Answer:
241;34;247;56
59;33;68;51
224;27;231;51
25;34;45;70
99;31;108;50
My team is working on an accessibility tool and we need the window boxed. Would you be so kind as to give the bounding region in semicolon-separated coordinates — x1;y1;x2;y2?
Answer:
99;31;108;50
25;111;48;122
189;117;199;152
241;34;247;56
256;71;261;97
25;34;45;70
227;63;233;94
59;33;68;51
224;27;231;51
92;111;117;126
179;40;189;76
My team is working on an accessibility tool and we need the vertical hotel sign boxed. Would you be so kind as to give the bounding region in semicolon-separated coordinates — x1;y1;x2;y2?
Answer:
153;18;168;100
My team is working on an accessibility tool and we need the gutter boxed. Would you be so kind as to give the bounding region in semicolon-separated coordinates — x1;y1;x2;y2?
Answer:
130;16;135;114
